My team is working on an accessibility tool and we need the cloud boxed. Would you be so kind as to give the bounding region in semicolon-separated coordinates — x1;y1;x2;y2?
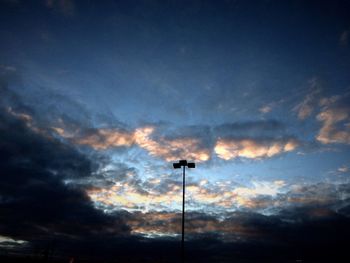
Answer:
126;211;259;240
213;121;298;160
54;125;211;162
125;204;350;252
0;93;130;248
3;75;298;165
119;181;350;259
293;77;322;120
340;30;349;46
3;78;213;164
214;138;298;160
0;64;16;73
134;126;211;162
73;128;135;150
316;95;350;144
338;165;349;173
87;178;183;212
214;120;285;137
85;180;350;261
87;175;289;214
8;57;288;161
280;182;346;209
52;118;299;163
292;79;350;145
45;0;75;17
259;105;272;114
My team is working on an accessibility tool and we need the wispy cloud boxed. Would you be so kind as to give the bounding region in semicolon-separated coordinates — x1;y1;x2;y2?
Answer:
340;30;349;46
259;105;272;114
0;64;16;73
45;0;75;17
258;99;285;115
338;165;349;173
293;77;322;120
316;95;350;144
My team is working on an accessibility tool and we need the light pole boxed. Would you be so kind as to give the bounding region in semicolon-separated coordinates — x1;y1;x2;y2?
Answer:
173;160;195;263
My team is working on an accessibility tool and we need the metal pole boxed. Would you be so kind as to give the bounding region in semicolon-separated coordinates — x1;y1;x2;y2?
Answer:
181;165;185;263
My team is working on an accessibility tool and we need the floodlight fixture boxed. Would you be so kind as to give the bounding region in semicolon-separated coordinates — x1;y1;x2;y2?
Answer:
173;163;181;169
179;160;188;166
187;162;195;168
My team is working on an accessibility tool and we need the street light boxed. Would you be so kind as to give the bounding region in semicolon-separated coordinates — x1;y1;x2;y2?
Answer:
173;159;195;263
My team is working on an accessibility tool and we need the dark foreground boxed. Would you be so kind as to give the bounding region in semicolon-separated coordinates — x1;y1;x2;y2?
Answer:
0;256;343;263
1;241;347;263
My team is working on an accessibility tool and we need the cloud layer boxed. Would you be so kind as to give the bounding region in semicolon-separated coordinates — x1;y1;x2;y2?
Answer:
51;119;299;162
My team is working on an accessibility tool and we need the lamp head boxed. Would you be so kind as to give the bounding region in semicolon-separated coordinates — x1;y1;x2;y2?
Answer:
179;160;187;166
173;163;181;169
187;162;195;168
173;160;196;169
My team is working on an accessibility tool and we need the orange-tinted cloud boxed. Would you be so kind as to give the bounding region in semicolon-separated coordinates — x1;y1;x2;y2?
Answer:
214;138;298;160
53;120;301;162
134;127;210;162
55;125;211;162
74;129;135;150
316;96;350;144
6;107;47;135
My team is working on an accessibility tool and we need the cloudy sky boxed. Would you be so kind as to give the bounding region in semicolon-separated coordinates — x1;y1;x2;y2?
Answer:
1;0;350;262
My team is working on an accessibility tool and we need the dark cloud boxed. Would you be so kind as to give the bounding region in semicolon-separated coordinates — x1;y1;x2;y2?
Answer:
0;84;131;258
122;206;350;262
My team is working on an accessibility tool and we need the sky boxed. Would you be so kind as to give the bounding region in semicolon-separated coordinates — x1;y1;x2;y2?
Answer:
0;0;350;262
